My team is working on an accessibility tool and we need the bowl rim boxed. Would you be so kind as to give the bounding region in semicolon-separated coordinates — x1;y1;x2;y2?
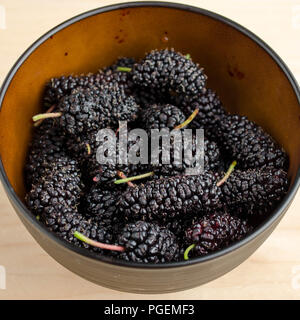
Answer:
0;1;300;269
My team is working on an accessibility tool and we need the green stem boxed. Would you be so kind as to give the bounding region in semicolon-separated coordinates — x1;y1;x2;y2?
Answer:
74;231;125;252
114;171;154;184
185;53;191;60
117;66;132;72
117;171;135;187
34;104;56;127
32;112;62;122
174;108;199;130
86;143;91;155
184;244;196;260
216;160;237;187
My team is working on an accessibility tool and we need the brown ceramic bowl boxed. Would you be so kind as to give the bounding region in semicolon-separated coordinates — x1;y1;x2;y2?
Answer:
0;2;300;294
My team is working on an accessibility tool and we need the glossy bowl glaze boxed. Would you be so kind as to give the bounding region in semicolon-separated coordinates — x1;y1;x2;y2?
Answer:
0;2;300;293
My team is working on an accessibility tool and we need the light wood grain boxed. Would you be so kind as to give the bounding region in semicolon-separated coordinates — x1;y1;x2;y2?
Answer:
0;0;300;300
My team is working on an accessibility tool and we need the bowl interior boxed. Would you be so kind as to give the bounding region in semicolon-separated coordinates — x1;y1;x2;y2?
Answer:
0;5;300;203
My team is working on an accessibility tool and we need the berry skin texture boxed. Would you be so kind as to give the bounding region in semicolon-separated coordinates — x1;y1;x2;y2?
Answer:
173;89;227;140
93;82;139;127
118;221;179;263
221;168;288;215
151;135;221;176
84;186;121;222
217;115;288;170
102;57;136;96
132;87;168;108
141;104;186;130
119;172;222;221
25;120;68;187
57;83;138;136
43;73;106;107
26;161;83;215
185;212;251;256
128;57;170;108
43;57;136;107
57;87;102;136
132;49;207;96
41;204;116;253
66;129;117;185
204;140;222;171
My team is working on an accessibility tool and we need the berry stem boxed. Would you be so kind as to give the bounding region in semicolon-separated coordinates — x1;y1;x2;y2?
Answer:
86;143;91;155
92;167;103;183
216;160;237;187
114;171;154;184
184;244;196;260
174;108;199;130
117;171;135;187
115;122;127;136
116;66;132;72
74;231;125;252
32;112;62;122
185;53;191;60
33;104;56;127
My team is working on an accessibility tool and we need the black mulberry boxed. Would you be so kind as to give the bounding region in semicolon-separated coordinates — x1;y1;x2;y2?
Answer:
118;220;179;263
84;186;121;222
43;73;106;107
25;120;67;187
132;49;207;96
173;89;227;140
217;115;288;170
185;212;251;257
26;161;83;215
221;167;289;215
56;84;138;136
43;57;136;107
41;204;116;252
141;104;186;130
151;134;221;175
119;172;221;221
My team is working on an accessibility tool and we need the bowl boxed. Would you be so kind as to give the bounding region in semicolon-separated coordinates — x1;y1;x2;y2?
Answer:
0;2;300;294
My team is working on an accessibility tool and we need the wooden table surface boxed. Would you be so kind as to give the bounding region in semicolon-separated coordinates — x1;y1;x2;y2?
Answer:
0;0;300;300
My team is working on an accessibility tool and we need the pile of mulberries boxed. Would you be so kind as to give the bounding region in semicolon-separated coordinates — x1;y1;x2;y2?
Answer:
25;49;289;264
